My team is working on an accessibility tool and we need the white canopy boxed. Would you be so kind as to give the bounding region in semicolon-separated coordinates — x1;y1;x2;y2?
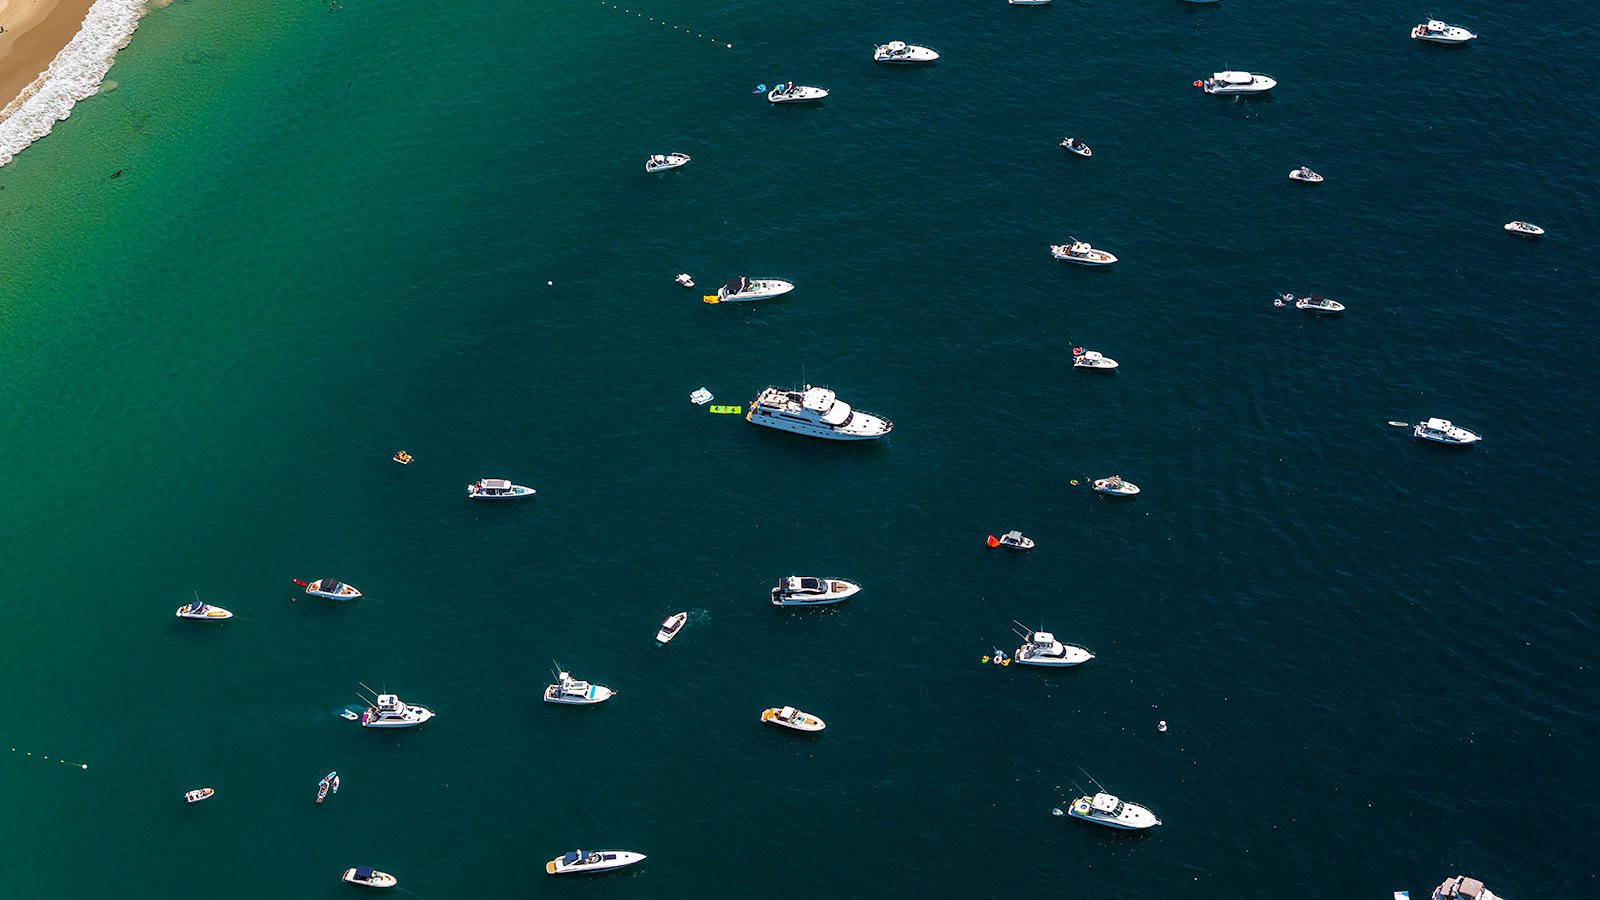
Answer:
1216;71;1254;84
887;40;907;51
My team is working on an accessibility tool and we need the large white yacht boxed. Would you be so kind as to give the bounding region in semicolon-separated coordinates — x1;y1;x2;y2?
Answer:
1413;418;1482;445
1434;876;1503;900
1412;20;1476;43
1062;791;1162;829
1198;71;1276;94
546;850;646;875
712;276;795;303
467;478;536;500
747;385;892;440
873;41;939;64
1014;626;1094;667
176;595;233;620
1092;475;1140;497
359;692;434;728
1051;241;1117;265
342;866;398;888
545;669;614;705
771;576;861;607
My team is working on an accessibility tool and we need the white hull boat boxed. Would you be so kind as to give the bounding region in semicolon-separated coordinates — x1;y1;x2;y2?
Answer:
1014;626;1093;667
1051;241;1117;265
1434;876;1504;900
176;599;233;620
747;384;892;440
1295;294;1344;315
988;530;1035;550
1289;167;1323;183
1412;20;1475;43
1413;417;1481;445
771;576;861;607
546;850;646;875
545;669;614;705
644;152;690;173
762;705;825;732
1072;348;1119;371
1062;791;1162;829
1060;137;1092;157
1008;0;1052;5
1092;476;1140;497
359;691;434;728
768;84;828;104
1504;220;1543;237
1198;71;1276;94
184;787;215;804
709;276;795;303
468;478;536;500
874;41;938;64
342;866;398;888
656;612;687;645
301;578;360;601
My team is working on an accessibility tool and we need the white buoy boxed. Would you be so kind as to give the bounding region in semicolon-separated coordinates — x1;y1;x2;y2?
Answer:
1158;720;1168;732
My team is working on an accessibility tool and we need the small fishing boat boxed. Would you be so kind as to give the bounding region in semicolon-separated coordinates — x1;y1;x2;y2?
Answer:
176;594;233;620
342;866;398;888
1051;241;1117;265
184;788;215;804
300;578;360;600
1059;137;1092;157
988;530;1035;550
546;849;647;875
644;152;690;173
1014;624;1094;667
1092;475;1140;497
771;576;861;607
1295;293;1345;315
1289;166;1323;183
1072;348;1119;371
762;705;826;732
316;771;339;804
655;612;688;645
357;686;435;727
467;478;536;500
1504;220;1544;238
1413;417;1482;446
767;82;828;104
545;668;614;705
675;273;695;288
873;41;939;64
1412;19;1476;43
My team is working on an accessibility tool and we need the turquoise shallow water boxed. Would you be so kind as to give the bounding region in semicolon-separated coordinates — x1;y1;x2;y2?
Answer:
1;0;1597;896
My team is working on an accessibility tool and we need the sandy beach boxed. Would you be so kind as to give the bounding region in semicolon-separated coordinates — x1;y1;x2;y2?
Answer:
0;0;98;122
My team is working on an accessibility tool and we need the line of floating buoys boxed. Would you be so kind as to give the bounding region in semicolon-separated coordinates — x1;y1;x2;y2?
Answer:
10;747;89;769
598;1;732;48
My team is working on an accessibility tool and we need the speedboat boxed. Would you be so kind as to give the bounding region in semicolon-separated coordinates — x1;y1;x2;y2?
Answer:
988;530;1035;550
1504;220;1544;238
1289;166;1323;183
1062;791;1162;829
301;578;360;600
1197;71;1276;94
1014;625;1094;667
1051;241;1117;265
1072;348;1119;371
546;849;647;875
1412;20;1476;43
1059;137;1092;157
184;787;215;803
1092;475;1140;497
176;596;233;620
1434;876;1504;900
675;273;695;287
545;669;613;705
656;612;687;645
315;771;340;804
342;866;398;888
874;41;938;64
467;478;536;500
359;691;435;728
1413;417;1482;445
767;83;828;104
644;152;690;173
771;576;861;607
710;276;795;303
1008;0;1051;5
1295;293;1344;315
747;385;892;440
762;706;826;732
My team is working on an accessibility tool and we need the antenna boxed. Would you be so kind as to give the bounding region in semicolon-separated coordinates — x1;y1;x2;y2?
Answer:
1011;621;1031;641
1078;767;1107;793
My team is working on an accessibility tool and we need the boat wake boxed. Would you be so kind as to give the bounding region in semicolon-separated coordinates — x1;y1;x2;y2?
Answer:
0;0;147;168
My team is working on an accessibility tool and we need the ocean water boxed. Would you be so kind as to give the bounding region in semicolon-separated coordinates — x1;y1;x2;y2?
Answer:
1;0;1597;896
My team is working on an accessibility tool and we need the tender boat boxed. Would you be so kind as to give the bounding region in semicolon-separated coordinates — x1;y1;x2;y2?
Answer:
358;691;435;728
1072;347;1119;371
316;771;339;804
644;152;690;173
1413;417;1482;445
1092;475;1140;497
747;384;892;440
767;82;828;104
762;705;826;732
301;578;360;601
1197;71;1276;94
1434;876;1504;900
1412;20;1476;43
1051;241;1117;265
1008;0;1052;5
342;866;398;888
988;530;1035;550
467;478;536;500
545;668;614;705
176;595;233;620
771;576;861;607
546;849;647;875
1059;137;1092;157
656;612;688;645
1504;220;1544;238
874;41;938;64
1289;166;1323;183
711;276;795;303
1295;293;1344;315
184;787;215;804
1063;791;1162;829
1014;625;1094;667
675;273;695;287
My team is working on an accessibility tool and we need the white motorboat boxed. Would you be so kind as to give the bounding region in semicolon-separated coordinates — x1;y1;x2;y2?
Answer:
874;41;938;64
767;82;828;104
1412;20;1476;43
358;689;434;728
710;276;795;303
762;705;826;732
747;385;892;440
1014;625;1094;667
655;612;687;645
184;787;215;804
771;576;861;607
1504;220;1544;238
545;668;614;705
1063;791;1162;829
644;152;689;173
1413;417;1482;445
1092;475;1140;497
342;866;398;888
675;273;695;287
467;478;536;500
1197;71;1276;94
1176;0;1222;4
176;595;233;620
988;530;1035;551
299;577;360;600
1051;241;1117;265
1295;293;1344;315
1072;348;1119;371
1059;137;1092;157
546;849;646;875
1289;166;1323;183
1434;876;1504;900
1008;0;1051;5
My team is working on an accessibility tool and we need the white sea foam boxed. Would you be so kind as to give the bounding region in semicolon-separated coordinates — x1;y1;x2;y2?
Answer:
0;0;148;168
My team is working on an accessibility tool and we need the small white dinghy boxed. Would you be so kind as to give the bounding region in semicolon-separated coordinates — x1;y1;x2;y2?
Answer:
1412;19;1476;43
874;41;939;64
988;530;1035;551
656;611;688;645
1092;475;1140;497
1504;220;1544;238
184;787;215;804
644;152;689;173
767;82;828;104
674;273;695;288
299;578;360;600
546;849;647;876
467;478;536;500
1051;241;1117;265
342;866;398;888
1289;166;1323;183
545;668;614;705
176;595;233;620
1059;137;1092;157
1413;417;1482;446
762;705;826;732
1072;347;1119;371
1295;293;1345;315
